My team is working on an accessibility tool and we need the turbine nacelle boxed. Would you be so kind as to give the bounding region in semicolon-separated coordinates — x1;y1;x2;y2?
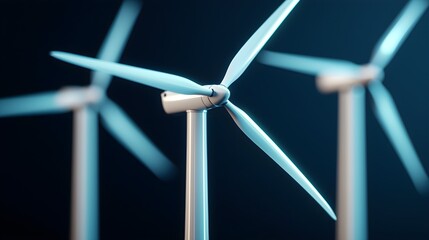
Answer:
316;64;383;93
161;84;230;114
57;86;105;109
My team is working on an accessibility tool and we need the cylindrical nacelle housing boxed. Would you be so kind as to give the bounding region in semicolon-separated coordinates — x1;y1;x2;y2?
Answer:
316;65;382;93
57;86;104;109
161;91;214;114
161;85;230;114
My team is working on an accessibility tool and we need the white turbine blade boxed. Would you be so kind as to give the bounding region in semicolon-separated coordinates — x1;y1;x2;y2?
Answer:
259;50;361;76
370;0;428;69
99;98;176;180
0;91;68;118
220;0;299;87
91;0;143;90
51;51;212;96
224;101;337;219
368;81;429;193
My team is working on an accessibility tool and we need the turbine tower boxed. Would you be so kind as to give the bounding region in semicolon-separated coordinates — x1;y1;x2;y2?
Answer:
0;1;175;240
51;1;338;239
258;1;429;240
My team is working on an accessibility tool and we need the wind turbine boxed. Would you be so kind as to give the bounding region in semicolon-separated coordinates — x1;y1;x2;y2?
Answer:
258;0;429;239
0;1;175;240
51;0;338;239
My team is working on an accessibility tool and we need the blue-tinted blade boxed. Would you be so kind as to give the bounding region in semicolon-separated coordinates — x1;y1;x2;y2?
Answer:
368;81;429;193
370;0;428;69
0;91;68;118
51;51;212;96
259;50;360;76
99;98;176;180
91;0;142;90
220;0;299;87
224;101;337;220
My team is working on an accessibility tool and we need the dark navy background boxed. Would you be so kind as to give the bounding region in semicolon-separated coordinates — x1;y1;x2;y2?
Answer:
0;0;428;239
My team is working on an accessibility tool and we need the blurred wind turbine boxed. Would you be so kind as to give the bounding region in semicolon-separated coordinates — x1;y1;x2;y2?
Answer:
259;0;429;240
51;0;337;239
0;1;175;240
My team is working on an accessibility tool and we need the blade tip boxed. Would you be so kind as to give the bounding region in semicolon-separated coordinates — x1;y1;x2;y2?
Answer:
257;50;269;61
329;210;337;221
322;202;337;220
49;51;58;56
156;163;178;181
127;0;143;8
122;0;144;15
50;51;65;59
416;179;429;196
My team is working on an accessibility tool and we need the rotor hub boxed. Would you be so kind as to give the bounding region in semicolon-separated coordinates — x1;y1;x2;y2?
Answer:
206;85;230;107
161;84;231;114
57;86;105;109
316;64;384;93
361;64;384;82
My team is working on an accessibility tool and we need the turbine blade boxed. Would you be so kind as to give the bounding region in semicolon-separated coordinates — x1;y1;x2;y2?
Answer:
259;51;360;76
91;0;142;90
0;91;68;118
220;0;299;87
370;0;428;69
99;98;176;180
368;81;429;193
224;101;337;219
51;51;212;96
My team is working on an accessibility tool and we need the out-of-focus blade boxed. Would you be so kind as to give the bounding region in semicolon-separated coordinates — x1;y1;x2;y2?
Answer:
99;98;176;180
370;0;428;69
220;0;299;87
0;91;68;118
368;81;429;193
51;51;212;96
259;50;361;76
224;101;337;219
91;0;143;90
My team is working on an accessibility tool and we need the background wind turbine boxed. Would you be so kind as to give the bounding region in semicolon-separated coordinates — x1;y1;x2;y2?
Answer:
259;0;429;239
0;1;175;240
51;0;337;239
